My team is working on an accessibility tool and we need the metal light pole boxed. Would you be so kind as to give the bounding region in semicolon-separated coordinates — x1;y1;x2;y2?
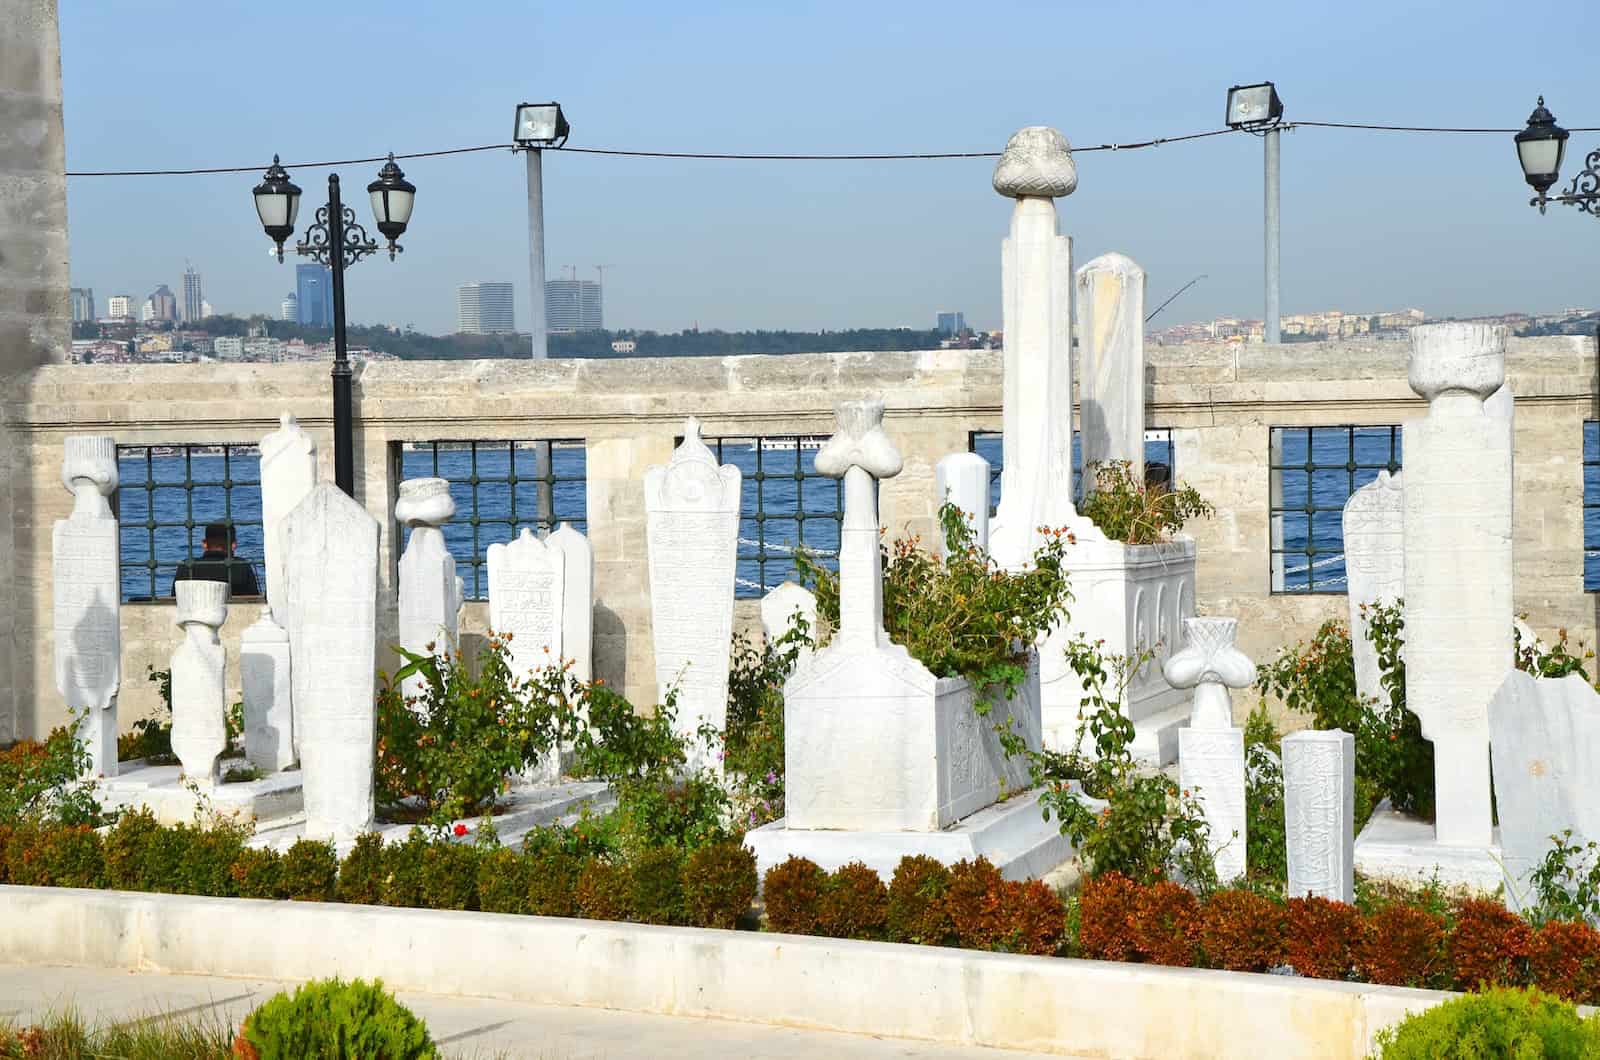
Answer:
1226;82;1285;343
254;154;415;498
1264;125;1281;344
525;148;549;360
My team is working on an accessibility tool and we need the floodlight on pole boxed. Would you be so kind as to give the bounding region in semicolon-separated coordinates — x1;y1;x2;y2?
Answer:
1226;80;1284;344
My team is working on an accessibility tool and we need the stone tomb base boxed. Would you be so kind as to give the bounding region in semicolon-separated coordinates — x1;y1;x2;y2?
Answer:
746;789;1073;882
96;759;304;826
1352;800;1504;893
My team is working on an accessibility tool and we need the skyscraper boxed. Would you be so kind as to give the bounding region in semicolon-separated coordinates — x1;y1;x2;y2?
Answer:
456;282;516;334
147;284;177;322
69;288;94;323
544;279;603;333
936;311;966;336
106;294;131;319
295;263;332;327
182;266;203;323
281;292;299;321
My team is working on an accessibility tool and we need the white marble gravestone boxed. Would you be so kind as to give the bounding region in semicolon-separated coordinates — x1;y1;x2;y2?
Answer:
488;528;565;679
1402;322;1512;850
1342;470;1404;708
1162;616;1254;730
1169;616;1253;883
395;477;461;705
934;451;991;556
52;436;121;779
644;417;741;768
761;581;817;657
1489;671;1600;912
283;484;379;841
241;413;317;770
170;580;228;786
1076;252;1146;495
1283;729;1355;902
548;522;593;684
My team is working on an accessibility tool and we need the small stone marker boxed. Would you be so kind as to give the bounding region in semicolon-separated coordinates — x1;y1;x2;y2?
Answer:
1283;729;1355;902
548;522;593;684
1162;617;1254;730
1342;470;1404;708
170;580;228;786
1169;616;1254;883
395;477;461;704
761;581;817;657
644;417;741;768
1489;671;1600;912
283;484;379;841
1076;252;1147;495
242;413;317;769
1403;322;1513;848
52;435;121;778
934;451;991;555
488;527;565;678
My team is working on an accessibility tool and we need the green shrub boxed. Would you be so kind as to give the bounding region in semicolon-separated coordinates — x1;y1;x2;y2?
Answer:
762;856;827;936
525;850;582;917
240;976;437;1060
1077;460;1213;545
180;823;248;897
573;857;632;922
887;855;954;946
380;832;430;908
682;840;758;930
231;846;285;900
336;832;387;906
628;846;686;926
1372;986;1600;1059
0;726;104;827
818;861;889;941
476;847;531;915
419;840;480;911
1242;704;1287;886
101;807;162;891
6;823;104;889
280;839;338;902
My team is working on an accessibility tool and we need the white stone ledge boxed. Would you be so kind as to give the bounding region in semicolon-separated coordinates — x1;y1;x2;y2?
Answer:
0;884;1446;1058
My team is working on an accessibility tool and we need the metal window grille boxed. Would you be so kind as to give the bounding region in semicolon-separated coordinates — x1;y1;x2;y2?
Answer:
116;444;264;602
1585;422;1600;592
967;429;1176;516
395;440;587;601
1268;425;1402;594
697;435;841;598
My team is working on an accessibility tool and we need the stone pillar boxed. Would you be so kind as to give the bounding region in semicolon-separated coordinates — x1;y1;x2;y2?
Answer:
1163;617;1254;730
988;127;1080;571
1403;323;1512;848
1342;470;1404;706
1283;729;1355;902
548;522;593;684
52;436;120;778
284;484;379;842
1076;252;1146;494
170;580;228;787
644;417;741;768
1170;616;1253;883
816;399;903;651
934;451;990;555
395;477;461;704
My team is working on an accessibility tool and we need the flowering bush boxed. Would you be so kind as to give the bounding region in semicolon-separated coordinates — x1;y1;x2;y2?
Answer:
0;727;104;828
1077;460;1213;545
723;622;804;829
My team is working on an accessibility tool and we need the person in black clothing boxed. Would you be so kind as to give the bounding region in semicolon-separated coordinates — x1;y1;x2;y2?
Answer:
172;522;261;598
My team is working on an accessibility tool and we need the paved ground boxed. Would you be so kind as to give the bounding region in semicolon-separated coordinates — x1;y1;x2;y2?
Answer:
0;964;1073;1059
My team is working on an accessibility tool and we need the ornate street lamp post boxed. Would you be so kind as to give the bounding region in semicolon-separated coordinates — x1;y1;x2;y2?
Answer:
253;154;416;497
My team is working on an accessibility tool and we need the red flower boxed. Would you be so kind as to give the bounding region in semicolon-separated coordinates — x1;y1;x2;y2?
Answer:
453;823;468;837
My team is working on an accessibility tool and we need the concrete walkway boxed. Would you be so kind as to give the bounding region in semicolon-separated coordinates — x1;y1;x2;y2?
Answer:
0;964;1073;1059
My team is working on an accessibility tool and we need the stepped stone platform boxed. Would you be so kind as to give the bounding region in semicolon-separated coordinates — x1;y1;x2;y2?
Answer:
1352;800;1504;893
96;759;304;826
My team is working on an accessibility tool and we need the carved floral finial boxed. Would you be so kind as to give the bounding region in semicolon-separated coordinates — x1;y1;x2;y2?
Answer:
1408;322;1506;405
992;126;1078;199
1163;616;1254;730
395;477;456;527
815;398;902;480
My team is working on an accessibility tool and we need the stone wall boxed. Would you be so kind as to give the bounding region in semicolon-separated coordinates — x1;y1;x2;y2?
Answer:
2;336;1594;736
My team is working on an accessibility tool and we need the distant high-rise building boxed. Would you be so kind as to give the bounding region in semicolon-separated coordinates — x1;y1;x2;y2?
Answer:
140;299;155;323
106;294;132;319
936;311;966;336
70;288;94;323
281;292;299;321
147;284;177;322
456;282;516;334
200;299;213;319
295;263;332;327
182;266;203;323
545;279;603;333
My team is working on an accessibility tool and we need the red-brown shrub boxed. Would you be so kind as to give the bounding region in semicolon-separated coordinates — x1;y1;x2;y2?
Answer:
1357;902;1448;987
945;857;1006;951
1199;888;1286;972
1077;872;1140;963
992;878;1067;956
1450;898;1533;990
1130;880;1200;967
818;861;889;940
1283;896;1360;980
763;856;827;936
887;855;954;946
1530;919;1600;1005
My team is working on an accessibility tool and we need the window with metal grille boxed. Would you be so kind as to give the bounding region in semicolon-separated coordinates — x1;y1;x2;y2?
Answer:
116;444;264;603
394;440;586;601
1585;422;1599;592
696;435;842;598
967;429;1176;516
1269;425;1402;594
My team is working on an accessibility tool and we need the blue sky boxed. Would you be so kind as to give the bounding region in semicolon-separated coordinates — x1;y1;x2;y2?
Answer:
60;1;1600;336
